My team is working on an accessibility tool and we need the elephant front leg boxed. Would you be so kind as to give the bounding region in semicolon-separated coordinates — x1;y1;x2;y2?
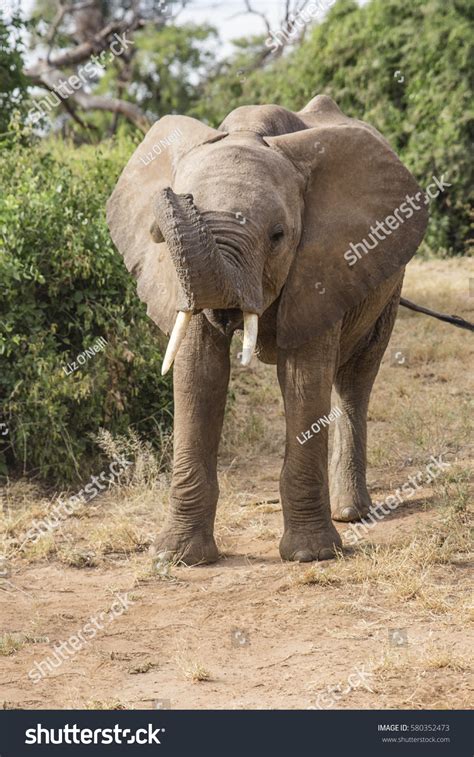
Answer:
153;314;231;566
277;331;342;562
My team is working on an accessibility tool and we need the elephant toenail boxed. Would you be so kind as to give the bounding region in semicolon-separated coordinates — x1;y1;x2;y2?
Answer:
341;507;355;520
294;550;313;562
318;547;335;561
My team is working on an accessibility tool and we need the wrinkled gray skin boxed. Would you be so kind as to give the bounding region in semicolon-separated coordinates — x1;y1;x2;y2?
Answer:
107;96;428;565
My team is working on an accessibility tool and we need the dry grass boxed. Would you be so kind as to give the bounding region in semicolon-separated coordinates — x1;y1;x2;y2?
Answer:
128;661;158;675
134;554;179;583
0;632;27;656
366;261;473;471
421;647;472;673
58;548;99;568
0;431;170;569
296;566;343;587
95;427;173;487
21;533;58;561
0;631;48;657
291;457;472;628
221;340;283;459
373;646;470;674
83;700;131;710
176;653;212;683
87;521;151;556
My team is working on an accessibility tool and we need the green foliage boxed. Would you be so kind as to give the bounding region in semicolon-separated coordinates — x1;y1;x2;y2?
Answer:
196;0;473;256
190;33;268;126
0;127;173;483
0;14;29;133
129;23;217;117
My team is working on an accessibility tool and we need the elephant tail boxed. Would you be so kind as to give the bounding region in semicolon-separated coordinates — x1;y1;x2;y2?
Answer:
399;297;474;333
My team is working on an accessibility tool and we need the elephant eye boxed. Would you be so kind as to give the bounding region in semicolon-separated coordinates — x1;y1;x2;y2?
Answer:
270;224;285;246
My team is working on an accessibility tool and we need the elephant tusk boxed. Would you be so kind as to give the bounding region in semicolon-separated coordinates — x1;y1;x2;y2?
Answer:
161;311;192;375
240;312;258;367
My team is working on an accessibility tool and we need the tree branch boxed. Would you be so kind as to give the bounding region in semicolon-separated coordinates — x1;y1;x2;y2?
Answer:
24;1;190;133
46;1;97;61
25;61;150;133
72;91;150;132
242;0;271;35
43;17;142;69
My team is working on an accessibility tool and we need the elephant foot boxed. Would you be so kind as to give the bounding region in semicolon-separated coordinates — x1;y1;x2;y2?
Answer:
331;491;372;523
151;528;219;567
279;524;342;562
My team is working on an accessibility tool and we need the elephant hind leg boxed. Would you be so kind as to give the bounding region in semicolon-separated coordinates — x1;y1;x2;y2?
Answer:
330;293;401;523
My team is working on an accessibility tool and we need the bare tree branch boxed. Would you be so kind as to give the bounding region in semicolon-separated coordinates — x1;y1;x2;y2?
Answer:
242;0;271;35
72;91;150;131
235;0;313;64
46;2;67;60
26;60;150;132
25;6;153;132
43;17;142;69
46;1;97;60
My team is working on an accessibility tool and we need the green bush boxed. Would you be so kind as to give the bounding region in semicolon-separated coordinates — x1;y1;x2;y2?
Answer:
0;128;173;483
194;0;473;257
0;14;28;133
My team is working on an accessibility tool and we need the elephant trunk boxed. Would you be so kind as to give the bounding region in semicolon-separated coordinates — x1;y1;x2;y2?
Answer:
151;187;260;374
152;187;245;311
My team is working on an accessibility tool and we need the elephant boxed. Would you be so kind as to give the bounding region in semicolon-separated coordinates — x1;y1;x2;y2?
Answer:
106;95;428;565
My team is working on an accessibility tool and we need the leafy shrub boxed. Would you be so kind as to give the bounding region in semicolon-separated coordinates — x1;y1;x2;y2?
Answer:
194;0;473;257
0;128;173;483
0;14;28;133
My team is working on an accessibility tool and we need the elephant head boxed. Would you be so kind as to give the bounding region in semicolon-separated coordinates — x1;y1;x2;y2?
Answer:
106;97;428;372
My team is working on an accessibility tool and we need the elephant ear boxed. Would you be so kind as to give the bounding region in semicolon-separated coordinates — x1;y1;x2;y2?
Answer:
264;96;428;349
106;115;227;335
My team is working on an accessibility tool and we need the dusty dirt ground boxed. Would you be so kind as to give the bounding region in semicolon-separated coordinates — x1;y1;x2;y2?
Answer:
1;259;473;710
